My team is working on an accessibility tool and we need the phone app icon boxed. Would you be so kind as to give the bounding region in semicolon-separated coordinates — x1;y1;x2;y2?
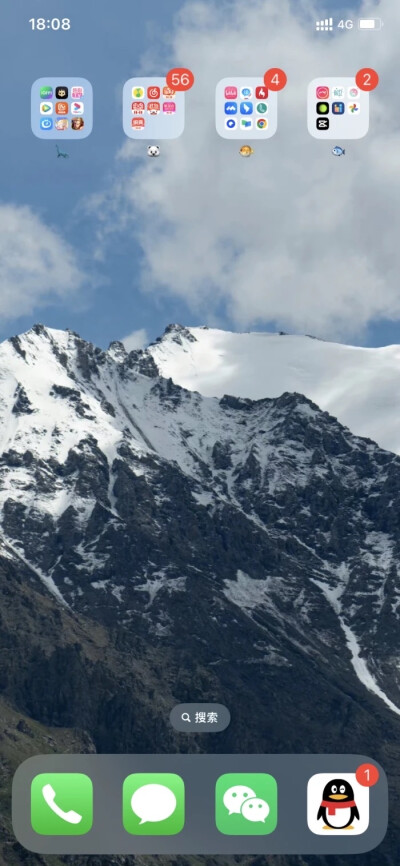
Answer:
40;118;53;130
316;85;329;99
215;773;277;836
132;86;145;98
316;101;329;115
55;102;68;115
55;118;69;130
71;101;84;115
40;86;53;100
257;118;268;129
255;85;268;99
55;86;68;99
31;773;93;836
71;86;84;99
307;773;369;836
240;101;253;115
256;102;267;114
40;102;53;115
316;117;329;129
225;86;237;99
147;86;160;99
123;773;185;835
332;101;345;114
225;118;237;129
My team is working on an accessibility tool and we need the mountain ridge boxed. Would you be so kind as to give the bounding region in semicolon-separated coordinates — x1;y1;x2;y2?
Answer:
1;323;400;865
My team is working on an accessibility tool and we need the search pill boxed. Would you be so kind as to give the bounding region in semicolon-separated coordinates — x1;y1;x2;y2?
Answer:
170;703;231;733
358;18;381;29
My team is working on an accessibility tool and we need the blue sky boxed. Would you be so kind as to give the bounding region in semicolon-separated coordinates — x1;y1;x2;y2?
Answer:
1;0;398;350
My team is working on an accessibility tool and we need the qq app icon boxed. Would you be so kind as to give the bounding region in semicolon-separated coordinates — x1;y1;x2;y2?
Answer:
307;773;370;835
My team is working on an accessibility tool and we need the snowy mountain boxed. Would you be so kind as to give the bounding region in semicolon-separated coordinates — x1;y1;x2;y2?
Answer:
147;325;400;455
1;323;400;866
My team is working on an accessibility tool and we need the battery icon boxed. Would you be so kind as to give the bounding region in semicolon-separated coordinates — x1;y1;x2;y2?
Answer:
358;18;382;29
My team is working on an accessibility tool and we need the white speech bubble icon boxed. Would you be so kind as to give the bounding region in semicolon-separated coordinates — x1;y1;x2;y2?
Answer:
223;785;257;815
130;783;177;824
241;796;270;823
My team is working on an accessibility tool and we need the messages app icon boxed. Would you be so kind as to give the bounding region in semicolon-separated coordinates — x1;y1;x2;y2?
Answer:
215;773;277;835
123;773;185;835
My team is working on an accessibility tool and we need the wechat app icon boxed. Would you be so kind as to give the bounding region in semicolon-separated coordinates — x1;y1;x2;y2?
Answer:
215;773;277;835
31;773;93;835
123;773;185;835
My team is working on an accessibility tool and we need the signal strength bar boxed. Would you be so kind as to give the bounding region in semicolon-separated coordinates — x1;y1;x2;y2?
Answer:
315;17;333;31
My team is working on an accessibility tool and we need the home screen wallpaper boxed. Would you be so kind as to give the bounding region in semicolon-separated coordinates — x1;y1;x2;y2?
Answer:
0;0;399;864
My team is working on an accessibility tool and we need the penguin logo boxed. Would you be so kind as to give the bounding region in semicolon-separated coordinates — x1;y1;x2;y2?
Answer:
317;778;360;830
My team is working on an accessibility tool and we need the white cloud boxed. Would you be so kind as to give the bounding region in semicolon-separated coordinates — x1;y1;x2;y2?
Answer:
122;328;148;350
0;204;86;319
94;0;400;340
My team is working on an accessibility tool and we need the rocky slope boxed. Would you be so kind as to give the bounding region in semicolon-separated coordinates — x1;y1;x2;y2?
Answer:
0;323;400;865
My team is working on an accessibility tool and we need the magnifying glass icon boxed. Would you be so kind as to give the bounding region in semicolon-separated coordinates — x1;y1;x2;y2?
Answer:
181;713;191;722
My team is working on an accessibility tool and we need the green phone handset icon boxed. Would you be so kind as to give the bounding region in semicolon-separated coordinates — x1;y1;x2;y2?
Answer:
42;783;82;824
31;773;93;835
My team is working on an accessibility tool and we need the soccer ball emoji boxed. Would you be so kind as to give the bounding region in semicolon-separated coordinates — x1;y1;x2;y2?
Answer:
147;145;160;157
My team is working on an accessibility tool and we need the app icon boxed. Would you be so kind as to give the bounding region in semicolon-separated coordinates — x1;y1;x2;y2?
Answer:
225;101;238;114
40;86;53;100
256;102;267;114
240;101;253;115
132;117;145;129
316;117;329;129
348;86;359;98
31;773;93;836
307;773;369;836
40;118;53;130
71;117;84;130
225;118;237;129
162;86;175;98
316;102;329;115
256;118;268;129
255;85;268;99
163;101;176;114
332;86;344;99
55;118;69;130
225;86;238;99
123;773;185;836
55;102;68;115
148;86;160;99
240;86;252;99
316;86;329;99
71;101;84;115
348;102;360;113
132;86;145;99
147;101;160;115
332;101;345;114
215;773;277;836
40;102;53;115
132;101;145;114
71;86;84;99
240;118;253;129
55;86;68;99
